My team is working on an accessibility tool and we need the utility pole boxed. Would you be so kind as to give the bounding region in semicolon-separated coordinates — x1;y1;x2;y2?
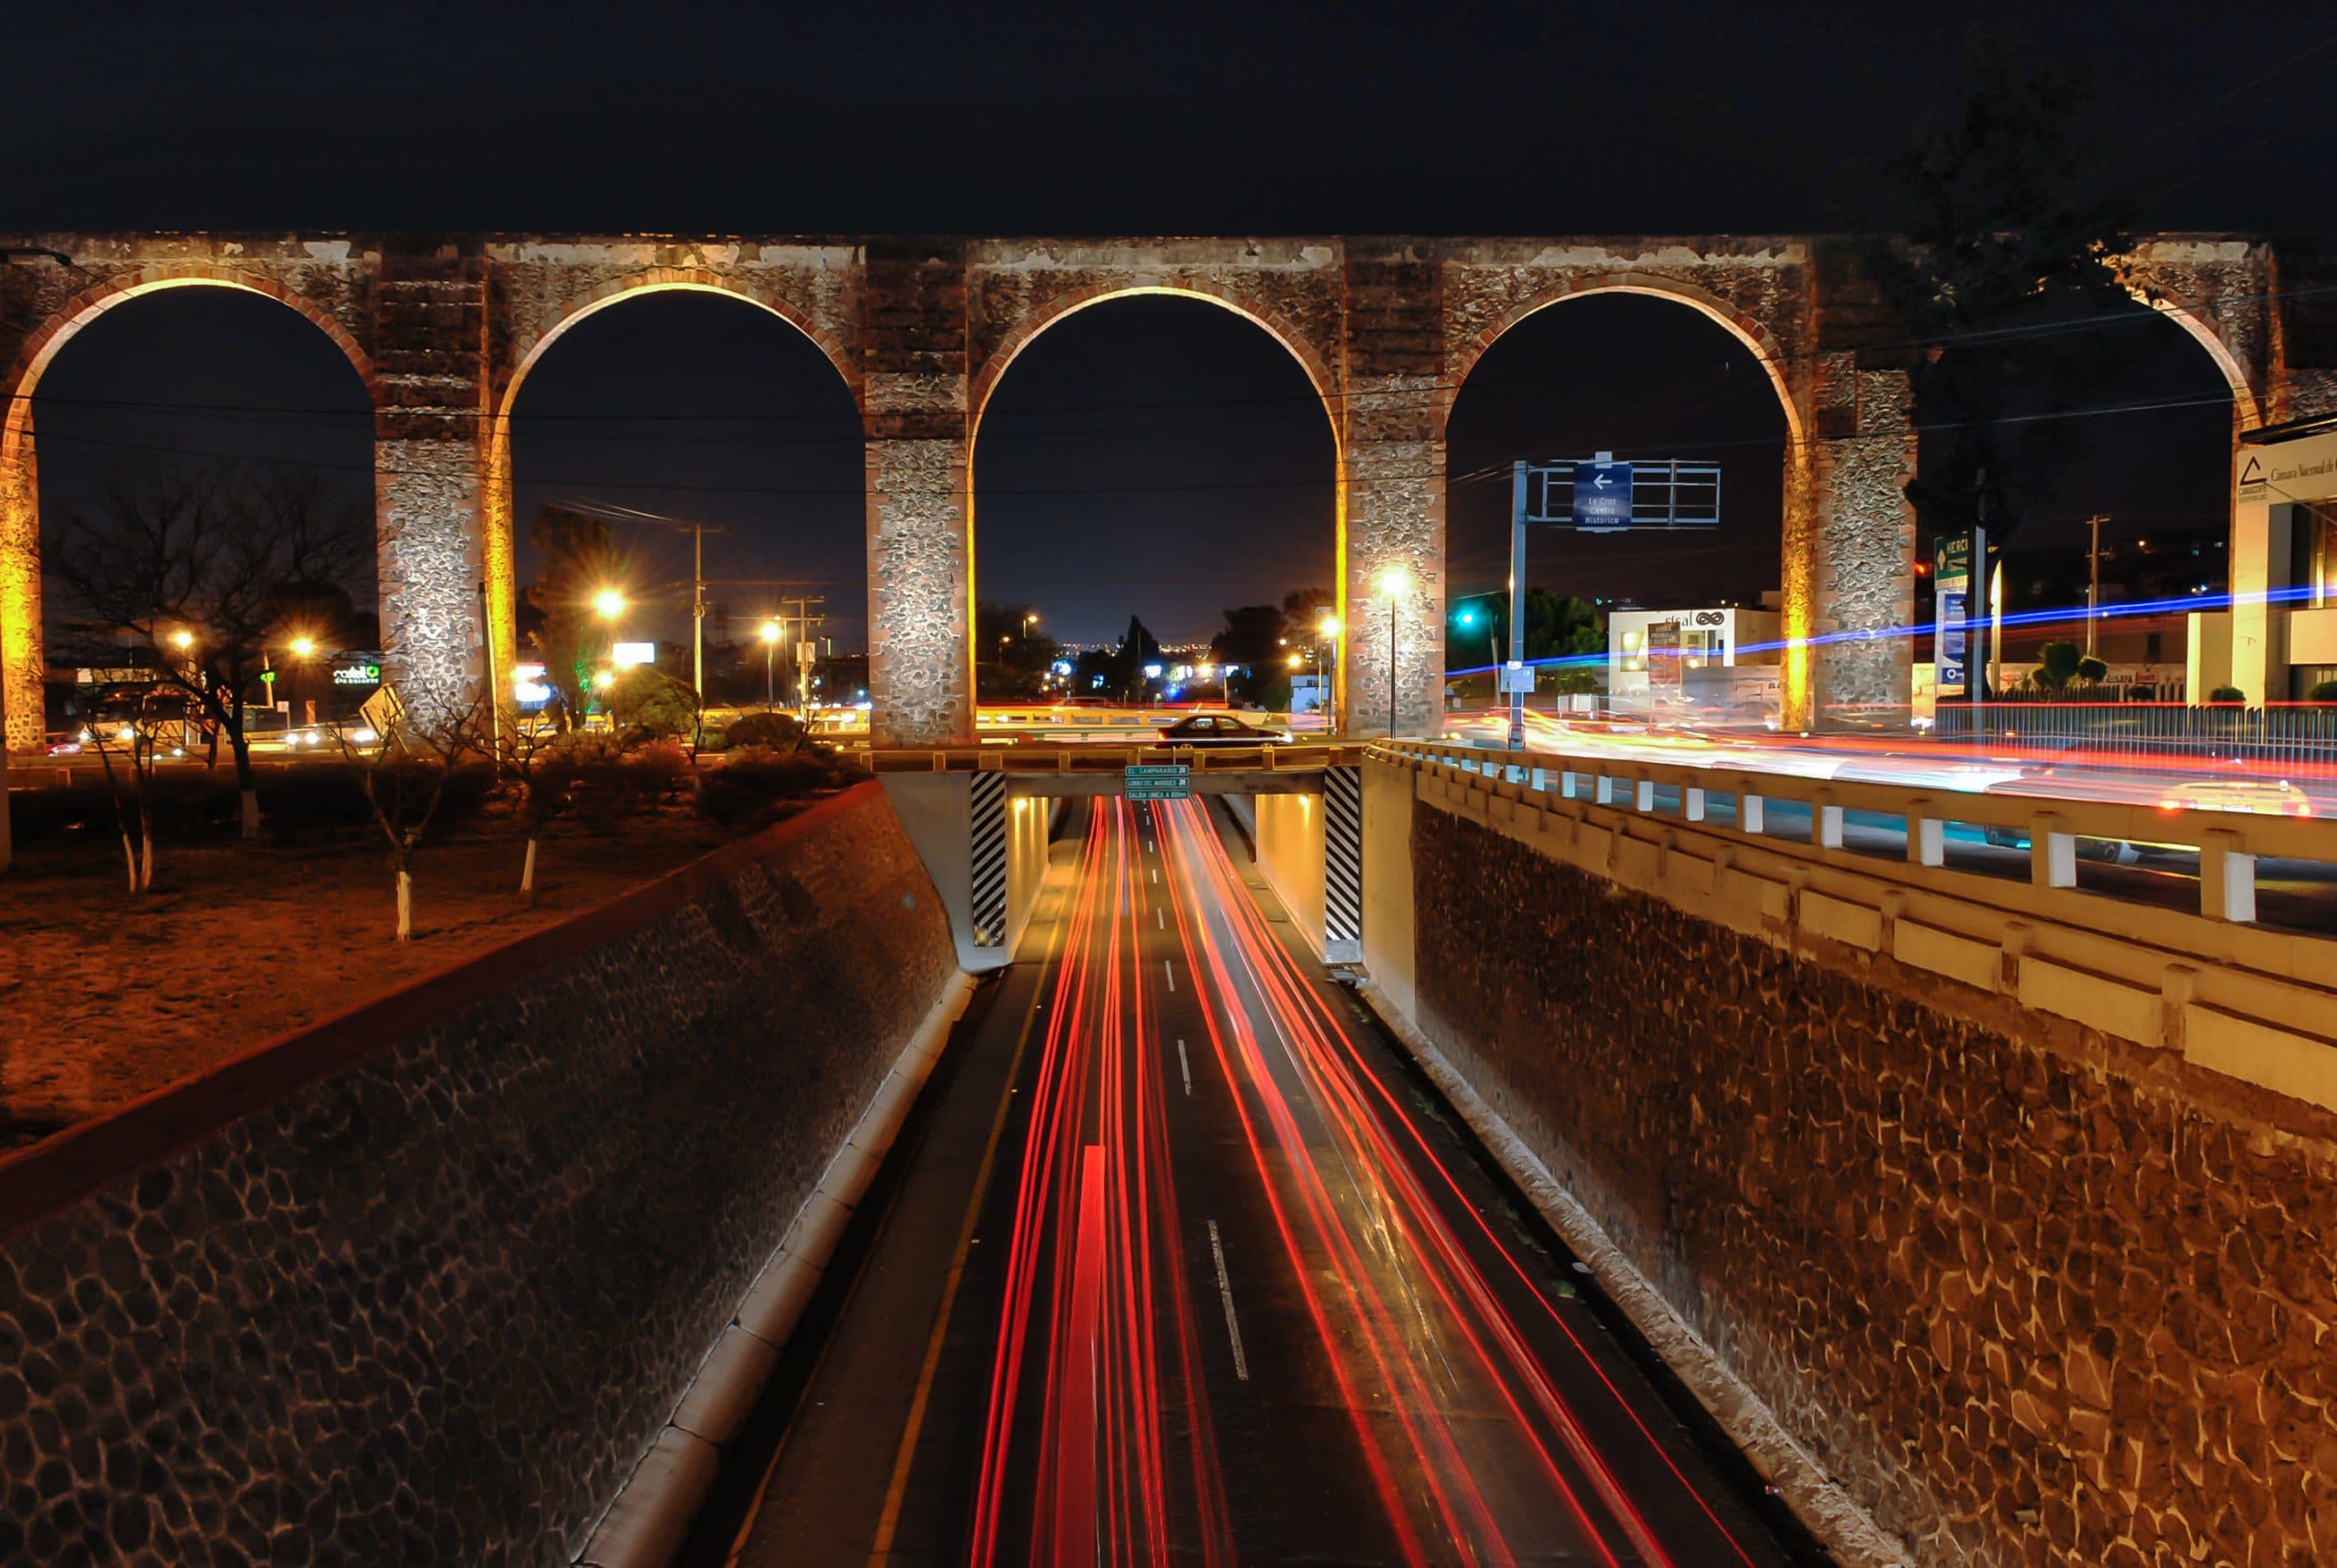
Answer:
2084;513;2108;657
1507;461;1529;750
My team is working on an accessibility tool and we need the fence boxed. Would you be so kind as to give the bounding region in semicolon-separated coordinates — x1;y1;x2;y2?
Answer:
1933;701;2337;779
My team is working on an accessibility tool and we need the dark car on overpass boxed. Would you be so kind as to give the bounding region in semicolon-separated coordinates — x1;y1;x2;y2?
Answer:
1158;714;1291;746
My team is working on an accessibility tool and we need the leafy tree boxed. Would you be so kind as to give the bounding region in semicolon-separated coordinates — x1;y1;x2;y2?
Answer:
46;459;372;840
2076;654;2109;685
976;601;1060;699
2032;640;2084;691
1444;589;1604;667
1210;604;1290;701
607;664;699;740
1877;31;2142;557
525;505;623;730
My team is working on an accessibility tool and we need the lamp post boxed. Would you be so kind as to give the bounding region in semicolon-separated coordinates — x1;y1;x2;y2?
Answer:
1317;613;1341;734
760;618;782;711
1378;568;1410;738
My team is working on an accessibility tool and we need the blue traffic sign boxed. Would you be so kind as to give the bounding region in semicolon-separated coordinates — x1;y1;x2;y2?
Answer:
1572;459;1633;529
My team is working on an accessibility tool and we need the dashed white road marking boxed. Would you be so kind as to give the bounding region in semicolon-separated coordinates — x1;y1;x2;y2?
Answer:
1156;907;1165;930
1175;1039;1192;1095
1163;961;1176;992
1207;1220;1251;1382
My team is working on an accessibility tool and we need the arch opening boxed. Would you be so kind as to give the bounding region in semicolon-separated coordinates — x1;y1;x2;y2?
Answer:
1445;288;1795;727
1910;289;2238;701
967;291;1343;721
498;287;867;726
5;279;378;750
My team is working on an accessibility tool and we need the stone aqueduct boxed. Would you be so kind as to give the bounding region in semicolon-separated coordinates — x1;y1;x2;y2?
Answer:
2;231;2331;753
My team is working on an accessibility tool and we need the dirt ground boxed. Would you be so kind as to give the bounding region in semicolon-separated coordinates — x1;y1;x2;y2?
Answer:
0;809;751;1145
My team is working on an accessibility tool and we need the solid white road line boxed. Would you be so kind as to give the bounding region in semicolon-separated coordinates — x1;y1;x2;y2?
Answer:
1207;1220;1251;1382
1176;1039;1192;1096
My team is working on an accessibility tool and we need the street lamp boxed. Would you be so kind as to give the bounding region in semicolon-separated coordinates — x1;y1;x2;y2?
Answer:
1317;613;1342;733
759;619;782;711
592;588;626;622
1378;567;1410;738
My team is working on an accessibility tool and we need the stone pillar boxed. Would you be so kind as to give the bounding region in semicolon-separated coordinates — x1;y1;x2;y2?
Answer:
1345;248;1443;738
865;242;972;747
1792;352;1915;728
0;450;37;753
371;243;495;715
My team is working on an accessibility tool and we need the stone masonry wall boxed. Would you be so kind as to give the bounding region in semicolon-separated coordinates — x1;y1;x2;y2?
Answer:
0;782;957;1565
1407;797;2337;1567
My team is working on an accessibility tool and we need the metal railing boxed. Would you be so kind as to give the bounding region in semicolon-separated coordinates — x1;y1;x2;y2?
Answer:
1379;737;2337;931
1933;701;2337;779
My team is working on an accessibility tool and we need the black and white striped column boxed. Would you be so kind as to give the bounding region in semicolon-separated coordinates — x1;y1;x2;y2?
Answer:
969;771;1009;947
1324;765;1363;963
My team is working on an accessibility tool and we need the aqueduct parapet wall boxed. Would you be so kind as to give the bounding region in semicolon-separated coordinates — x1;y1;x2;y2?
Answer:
3;231;2329;751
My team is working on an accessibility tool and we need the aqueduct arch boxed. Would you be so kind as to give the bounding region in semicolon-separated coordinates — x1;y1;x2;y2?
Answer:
0;265;383;751
0;232;2326;752
485;270;868;701
964;281;1347;714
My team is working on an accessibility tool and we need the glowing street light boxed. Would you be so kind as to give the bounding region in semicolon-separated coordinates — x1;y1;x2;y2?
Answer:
592;588;627;622
288;635;316;660
592;669;615;692
759;618;783;710
169;629;194;652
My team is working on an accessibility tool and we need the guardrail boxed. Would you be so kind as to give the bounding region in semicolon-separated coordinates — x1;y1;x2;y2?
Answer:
1934;701;2337;778
1374;737;2337;1118
865;742;1365;775
1383;737;2335;931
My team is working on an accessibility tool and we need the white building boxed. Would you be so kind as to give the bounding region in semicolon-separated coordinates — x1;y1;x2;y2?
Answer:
1607;604;1781;711
2190;413;2337;702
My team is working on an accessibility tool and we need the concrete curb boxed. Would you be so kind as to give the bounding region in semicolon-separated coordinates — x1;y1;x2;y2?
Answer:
575;969;981;1568
1356;979;1915;1568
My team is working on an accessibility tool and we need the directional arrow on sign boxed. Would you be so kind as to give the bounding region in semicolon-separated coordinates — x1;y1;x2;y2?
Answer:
1593;472;1613;489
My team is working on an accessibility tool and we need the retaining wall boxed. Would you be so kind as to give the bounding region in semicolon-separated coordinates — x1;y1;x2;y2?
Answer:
1368;758;2337;1567
0;781;957;1565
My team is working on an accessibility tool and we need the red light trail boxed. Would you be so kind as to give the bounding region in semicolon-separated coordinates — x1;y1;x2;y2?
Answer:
961;794;1787;1563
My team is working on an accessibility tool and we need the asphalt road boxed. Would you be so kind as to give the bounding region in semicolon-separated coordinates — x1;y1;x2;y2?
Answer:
694;798;1820;1566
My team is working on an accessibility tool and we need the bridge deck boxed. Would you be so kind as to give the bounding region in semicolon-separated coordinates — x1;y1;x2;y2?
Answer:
861;741;1366;777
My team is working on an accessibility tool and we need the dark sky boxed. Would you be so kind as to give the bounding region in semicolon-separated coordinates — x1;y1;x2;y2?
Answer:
14;1;2330;656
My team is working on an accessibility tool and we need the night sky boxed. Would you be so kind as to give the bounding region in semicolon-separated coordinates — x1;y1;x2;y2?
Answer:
12;0;2331;657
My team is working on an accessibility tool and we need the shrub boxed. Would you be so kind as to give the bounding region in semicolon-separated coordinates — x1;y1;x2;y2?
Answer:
696;748;841;828
2126;685;2156;701
607;666;699;739
2208;685;2247;705
2032;640;2083;691
2076;655;2109;685
723;710;807;750
2311;679;2337;704
567;736;691;823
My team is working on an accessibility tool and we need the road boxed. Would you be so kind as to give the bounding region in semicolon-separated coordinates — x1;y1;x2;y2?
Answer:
697;797;1815;1566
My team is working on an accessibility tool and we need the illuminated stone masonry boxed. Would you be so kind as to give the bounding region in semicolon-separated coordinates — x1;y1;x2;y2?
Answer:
1;232;2326;750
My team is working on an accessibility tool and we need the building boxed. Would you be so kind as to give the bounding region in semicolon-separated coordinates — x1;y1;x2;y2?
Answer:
2190;413;2337;702
1608;603;1782;713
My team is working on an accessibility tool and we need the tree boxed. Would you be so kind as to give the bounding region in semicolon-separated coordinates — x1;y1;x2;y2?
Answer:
2032;640;2084;691
505;724;581;900
1444;589;1604;668
340;689;489;941
525;505;623;730
1210;604;1289;701
1877;31;2142;556
606;664;698;740
47;459;372;841
976;601;1060;699
85;687;177;894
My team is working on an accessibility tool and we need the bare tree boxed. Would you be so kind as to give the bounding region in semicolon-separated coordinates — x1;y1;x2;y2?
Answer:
83;689;179;894
46;460;372;841
339;689;489;941
505;722;582;899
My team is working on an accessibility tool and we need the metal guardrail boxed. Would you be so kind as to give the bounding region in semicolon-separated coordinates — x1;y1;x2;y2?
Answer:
1934;702;2337;779
864;742;1365;775
1381;738;2337;930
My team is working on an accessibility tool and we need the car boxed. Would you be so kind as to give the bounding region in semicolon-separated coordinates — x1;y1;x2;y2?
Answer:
1158;714;1290;746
